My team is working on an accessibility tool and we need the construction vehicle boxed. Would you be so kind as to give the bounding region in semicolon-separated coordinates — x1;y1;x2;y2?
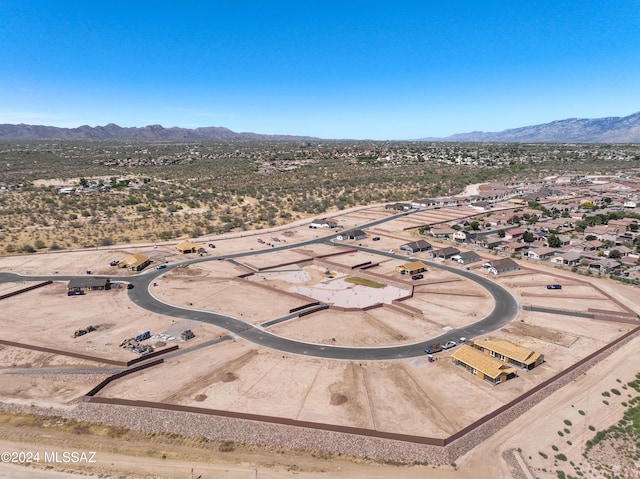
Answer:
180;329;195;340
73;325;96;337
135;331;151;341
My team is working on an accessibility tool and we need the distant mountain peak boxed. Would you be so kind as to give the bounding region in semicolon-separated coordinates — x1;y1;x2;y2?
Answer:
0;123;319;141
425;111;640;143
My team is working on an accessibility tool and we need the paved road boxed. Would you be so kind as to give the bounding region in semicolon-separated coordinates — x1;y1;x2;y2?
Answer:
0;209;519;360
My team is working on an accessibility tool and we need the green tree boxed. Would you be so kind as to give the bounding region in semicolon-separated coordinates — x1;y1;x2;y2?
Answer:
547;234;562;248
608;250;622;259
470;221;481;231
522;231;535;243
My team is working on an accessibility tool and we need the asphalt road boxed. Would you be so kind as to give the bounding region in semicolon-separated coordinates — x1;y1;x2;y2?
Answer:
0;209;519;360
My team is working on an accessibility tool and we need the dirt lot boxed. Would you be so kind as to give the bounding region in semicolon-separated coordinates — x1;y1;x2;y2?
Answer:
0;207;639;479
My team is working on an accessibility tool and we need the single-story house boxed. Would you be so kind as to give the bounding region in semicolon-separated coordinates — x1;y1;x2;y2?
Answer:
455;251;482;265
488;258;520;275
499;242;528;254
411;198;439;208
588;258;622;274
176;240;198;254
526;246;558;261
385;202;412;211
467;200;492;211
121;253;151;272
310;218;338;229
472;338;543;370
453;230;470;242
550;250;583;266
67;278;111;293
429;246;460;260
336;229;367;241
399;239;432;254
504;228;526;241
582;240;604;252
452;345;518;385
429;227;456;238
396;261;427;275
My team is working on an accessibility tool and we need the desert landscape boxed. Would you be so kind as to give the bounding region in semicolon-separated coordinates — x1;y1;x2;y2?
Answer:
0;199;639;479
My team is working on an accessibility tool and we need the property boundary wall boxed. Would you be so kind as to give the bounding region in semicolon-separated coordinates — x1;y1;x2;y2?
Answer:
0;339;179;367
0;280;52;300
443;325;640;455
79;325;640;463
83;359;165;398
289;302;321;314
297;304;330;317
241;247;357;273
380;302;418;318
0;339;127;366
234;275;317;304
83;395;446;446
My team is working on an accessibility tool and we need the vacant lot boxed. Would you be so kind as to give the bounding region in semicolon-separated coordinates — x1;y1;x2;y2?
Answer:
0;206;638;479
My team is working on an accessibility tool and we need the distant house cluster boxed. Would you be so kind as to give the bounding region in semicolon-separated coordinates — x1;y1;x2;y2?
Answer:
411;176;640;280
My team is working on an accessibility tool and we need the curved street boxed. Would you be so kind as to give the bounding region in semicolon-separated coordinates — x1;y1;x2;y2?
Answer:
0;209;520;360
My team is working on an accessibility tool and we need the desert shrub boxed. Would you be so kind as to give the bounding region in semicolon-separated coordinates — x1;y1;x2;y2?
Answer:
218;441;235;452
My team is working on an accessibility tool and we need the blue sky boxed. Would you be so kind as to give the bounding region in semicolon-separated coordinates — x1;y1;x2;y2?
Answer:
1;1;639;139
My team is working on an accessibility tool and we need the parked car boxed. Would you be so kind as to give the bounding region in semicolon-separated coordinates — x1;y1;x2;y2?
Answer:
411;274;424;280
156;263;167;270
208;243;216;248
441;340;457;350
546;284;562;290
109;260;120;267
372;237;381;241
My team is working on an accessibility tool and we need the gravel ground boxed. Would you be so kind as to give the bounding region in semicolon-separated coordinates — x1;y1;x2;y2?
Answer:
0;329;635;469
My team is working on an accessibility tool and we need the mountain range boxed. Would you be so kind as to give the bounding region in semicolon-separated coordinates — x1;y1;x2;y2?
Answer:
1;111;639;142
429;111;640;143
0;123;319;142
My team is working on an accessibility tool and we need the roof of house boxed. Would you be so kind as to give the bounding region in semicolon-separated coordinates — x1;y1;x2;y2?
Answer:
557;250;583;262
123;253;150;268
502;242;527;250
590;258;621;269
68;278;110;289
401;239;432;250
452;345;517;379
528;246;558;257
401;260;427;271
433;246;460;256
458;251;482;263
430;227;456;235
491;257;520;272
176;240;198;251
473;338;541;365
